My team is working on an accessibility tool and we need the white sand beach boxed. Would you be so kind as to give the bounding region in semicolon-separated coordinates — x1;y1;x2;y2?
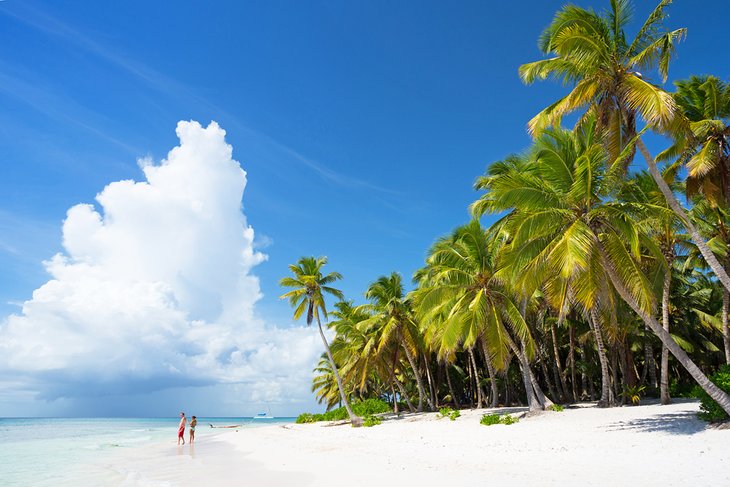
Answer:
94;400;727;486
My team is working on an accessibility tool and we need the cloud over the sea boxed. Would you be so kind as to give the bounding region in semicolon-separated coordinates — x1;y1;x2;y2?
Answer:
0;121;321;410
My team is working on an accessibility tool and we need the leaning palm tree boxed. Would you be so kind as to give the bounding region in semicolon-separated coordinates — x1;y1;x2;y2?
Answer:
472;116;730;414
620;170;687;404
519;0;730;293
280;256;362;426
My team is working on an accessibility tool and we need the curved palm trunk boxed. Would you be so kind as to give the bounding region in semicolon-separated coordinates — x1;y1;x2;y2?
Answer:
637;138;730;292
589;307;614;407
398;328;430;412
479;336;499;407
660;267;672;405
389;348;415;413
315;315;362;427
505;334;541;411
598;244;730;415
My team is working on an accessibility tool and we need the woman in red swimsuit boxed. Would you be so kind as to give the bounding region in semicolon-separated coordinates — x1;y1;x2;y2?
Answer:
177;412;187;445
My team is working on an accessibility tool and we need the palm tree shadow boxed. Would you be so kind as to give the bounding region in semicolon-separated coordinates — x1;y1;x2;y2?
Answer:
606;411;706;436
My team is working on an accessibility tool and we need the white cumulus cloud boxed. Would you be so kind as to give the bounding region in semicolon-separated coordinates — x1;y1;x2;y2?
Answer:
0;121;322;410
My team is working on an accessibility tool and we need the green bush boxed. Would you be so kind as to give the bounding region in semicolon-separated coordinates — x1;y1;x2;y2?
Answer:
438;407;461;420
296;399;392;424
480;413;518;426
695;365;730;423
548;404;564;412
363;414;382;427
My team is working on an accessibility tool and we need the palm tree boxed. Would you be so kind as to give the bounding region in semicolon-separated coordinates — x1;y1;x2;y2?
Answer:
361;273;434;412
280;256;363;426
472;116;730;414
414;220;545;411
620;170;684;403
519;0;730;293
665;75;730;363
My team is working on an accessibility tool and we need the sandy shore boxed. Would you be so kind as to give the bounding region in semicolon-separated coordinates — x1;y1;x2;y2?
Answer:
101;400;727;486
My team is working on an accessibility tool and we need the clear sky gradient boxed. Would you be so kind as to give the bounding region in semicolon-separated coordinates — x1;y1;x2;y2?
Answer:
0;0;727;416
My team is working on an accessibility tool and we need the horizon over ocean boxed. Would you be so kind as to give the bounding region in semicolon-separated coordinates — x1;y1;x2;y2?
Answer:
0;416;296;486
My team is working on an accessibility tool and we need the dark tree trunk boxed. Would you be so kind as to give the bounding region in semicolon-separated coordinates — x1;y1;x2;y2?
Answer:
569;325;578;402
589;308;614;407
468;348;484;409
480;336;499;407
661;266;672;405
550;320;568;402
445;363;460;409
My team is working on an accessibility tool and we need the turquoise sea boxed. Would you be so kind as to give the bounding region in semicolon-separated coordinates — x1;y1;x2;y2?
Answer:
0;416;295;486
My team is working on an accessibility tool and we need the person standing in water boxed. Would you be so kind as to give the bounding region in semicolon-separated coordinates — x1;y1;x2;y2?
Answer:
178;412;187;445
189;416;197;444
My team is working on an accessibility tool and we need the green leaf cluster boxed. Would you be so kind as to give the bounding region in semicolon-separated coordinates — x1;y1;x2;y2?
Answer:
480;413;519;426
296;399;392;424
438;407;461;421
695;365;730;422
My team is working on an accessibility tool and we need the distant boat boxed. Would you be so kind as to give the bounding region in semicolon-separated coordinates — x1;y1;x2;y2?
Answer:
253;412;274;419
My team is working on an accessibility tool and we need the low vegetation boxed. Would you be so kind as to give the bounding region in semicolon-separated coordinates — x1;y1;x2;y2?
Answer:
438;407;461;421
480;413;519;426
696;366;730;422
296;399;391;424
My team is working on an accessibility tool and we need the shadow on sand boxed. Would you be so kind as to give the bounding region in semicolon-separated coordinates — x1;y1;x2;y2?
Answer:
606;410;705;436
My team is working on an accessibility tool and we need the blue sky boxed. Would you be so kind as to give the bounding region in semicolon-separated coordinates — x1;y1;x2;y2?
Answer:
0;0;727;417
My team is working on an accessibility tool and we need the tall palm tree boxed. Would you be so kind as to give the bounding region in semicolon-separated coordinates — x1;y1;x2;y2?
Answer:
414;220;545;411
519;0;730;293
361;273;434;412
472;116;730;414
664;75;730;363
280;256;363;426
620;170;684;403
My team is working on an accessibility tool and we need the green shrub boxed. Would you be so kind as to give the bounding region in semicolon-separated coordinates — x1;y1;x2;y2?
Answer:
622;385;646;405
438;407;460;420
695;365;730;423
362;414;382;427
480;413;518;426
296;399;392;424
480;413;501;426
501;414;518;425
295;413;323;423
548;404;564;412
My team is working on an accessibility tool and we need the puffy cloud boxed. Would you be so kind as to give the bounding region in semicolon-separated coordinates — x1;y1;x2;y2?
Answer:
0;121;322;410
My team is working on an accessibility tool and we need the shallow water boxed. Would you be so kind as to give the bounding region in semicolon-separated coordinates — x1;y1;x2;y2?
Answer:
0;417;294;486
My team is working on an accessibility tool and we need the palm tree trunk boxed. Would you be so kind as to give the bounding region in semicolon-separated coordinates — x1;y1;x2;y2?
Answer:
569;325;578;402
315;315;362;426
468;348;484;408
479;336;499;407
661;266;672;405
389;348;415;413
598;243;730;415
723;287;730;365
422;353;438;409
398;328;429;412
445;363;460;409
637;138;730;292
588;308;614;407
505;334;541;411
550;321;568;402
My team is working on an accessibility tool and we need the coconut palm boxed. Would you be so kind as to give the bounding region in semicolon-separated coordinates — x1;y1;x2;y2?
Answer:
414;220;543;410
280;256;363;426
361;272;434;412
519;0;730;293
472;116;730;414
620;170;685;403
